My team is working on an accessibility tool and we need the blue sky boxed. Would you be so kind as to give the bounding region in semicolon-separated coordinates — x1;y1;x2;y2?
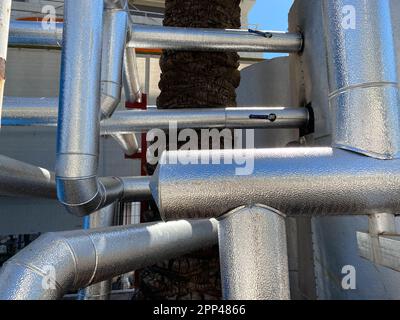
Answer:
248;0;294;58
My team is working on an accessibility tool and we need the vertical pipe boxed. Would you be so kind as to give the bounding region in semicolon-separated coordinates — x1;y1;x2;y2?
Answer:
111;132;139;156
119;202;139;291
218;205;290;300
57;0;113;216
100;5;127;118
323;0;400;159
123;47;142;103
0;0;11;127
83;203;117;300
369;213;397;236
100;4;138;156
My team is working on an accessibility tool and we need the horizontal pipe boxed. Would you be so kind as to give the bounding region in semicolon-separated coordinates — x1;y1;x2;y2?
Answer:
120;176;151;200
2;97;58;125
128;24;303;53
0;155;152;202
8;21;303;53
0;155;56;199
0;219;218;300
153;148;400;220
103;108;309;133
1;97;139;155
1;99;309;131
8;20;63;48
101;107;309;133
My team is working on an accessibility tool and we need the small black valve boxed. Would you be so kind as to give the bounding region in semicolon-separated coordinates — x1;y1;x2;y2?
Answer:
249;113;277;122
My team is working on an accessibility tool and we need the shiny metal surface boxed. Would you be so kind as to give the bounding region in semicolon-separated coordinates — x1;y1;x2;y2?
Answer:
128;24;303;53
355;213;399;273
0;0;11;124
218;205;290;300
9;21;302;53
2;97;58;126
99;7;139;157
56;0;111;216
104;0;123;9
154;148;400;220
123;47;142;103
8;20;63;48
2;100;309;132
83;281;112;300
83;203;117;300
100;8;127;118
369;213;397;235
110;133;139;156
323;0;400;159
0;219;218;300
357;232;400;272
120;176;152;201
1;97;138;155
0;153;151;202
102;107;309;133
0;155;56;199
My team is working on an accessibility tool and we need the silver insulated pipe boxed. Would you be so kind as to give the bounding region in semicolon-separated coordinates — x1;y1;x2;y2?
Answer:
218;205;290;300
8;21;303;54
100;4;127;119
0;155;56;199
128;24;303;53
100;4;138;156
56;0;121;216
2;99;309;131
0;219;218;300
8;20;63;48
82;203;117;300
323;0;400;159
153;148;400;220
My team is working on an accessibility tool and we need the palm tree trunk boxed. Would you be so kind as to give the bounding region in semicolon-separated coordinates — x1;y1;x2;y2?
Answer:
157;0;242;109
137;0;241;300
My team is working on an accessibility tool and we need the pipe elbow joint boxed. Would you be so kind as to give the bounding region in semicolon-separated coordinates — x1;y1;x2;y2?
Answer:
0;232;76;300
100;86;120;119
56;177;123;217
